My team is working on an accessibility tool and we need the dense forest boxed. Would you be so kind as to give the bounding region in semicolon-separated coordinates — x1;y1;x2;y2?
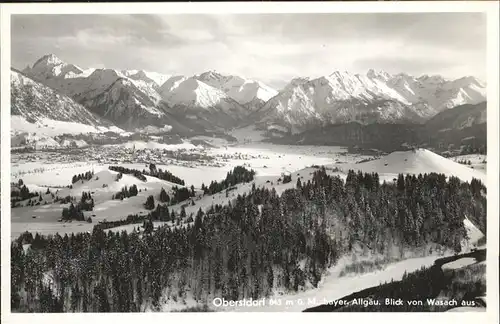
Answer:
11;169;486;312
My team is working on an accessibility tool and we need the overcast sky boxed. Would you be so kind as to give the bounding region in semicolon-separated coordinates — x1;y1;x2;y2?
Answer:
11;13;486;89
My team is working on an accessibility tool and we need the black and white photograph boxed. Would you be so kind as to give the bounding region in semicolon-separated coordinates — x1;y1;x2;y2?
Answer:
1;1;499;319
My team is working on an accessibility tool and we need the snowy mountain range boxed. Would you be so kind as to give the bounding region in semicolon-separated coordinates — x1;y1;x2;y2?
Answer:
13;54;487;136
256;69;486;133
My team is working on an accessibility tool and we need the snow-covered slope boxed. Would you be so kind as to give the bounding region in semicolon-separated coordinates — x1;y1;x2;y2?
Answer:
258;70;486;132
21;54;250;132
21;55;171;131
10;168;188;238
425;102;486;132
80;76;167;128
23;54;84;81
195;71;278;109
126;70;171;88
11;69;122;137
158;76;248;128
338;148;486;183
160;77;231;109
382;72;487;111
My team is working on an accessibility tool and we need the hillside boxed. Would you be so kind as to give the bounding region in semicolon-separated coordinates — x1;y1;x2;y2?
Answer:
11;163;486;312
425;102;486;132
338;148;486;183
268;102;487;153
10;68;122;138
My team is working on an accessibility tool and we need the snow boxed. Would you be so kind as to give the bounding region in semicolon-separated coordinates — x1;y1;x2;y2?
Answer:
11;132;60;149
60;139;89;148
222;254;446;312
196;71;278;104
11;69;122;136
24;54;83;80
160;77;230;109
441;258;477;271
449;154;487;173
337;149;486;184
134;125;173;134
128;70;171;87
111;140;200;151
11;143;358;238
340;149;486;251
11;116;123;138
20;63;167;125
463;217;484;244
11;167;184;239
263;70;486;128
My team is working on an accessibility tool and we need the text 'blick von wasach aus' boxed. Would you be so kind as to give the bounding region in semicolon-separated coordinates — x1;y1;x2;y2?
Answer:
212;297;471;308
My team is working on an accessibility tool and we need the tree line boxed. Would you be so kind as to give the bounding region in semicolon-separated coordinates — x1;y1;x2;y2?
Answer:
72;171;95;184
146;163;185;186
108;165;186;186
61;192;94;222
112;185;139;200
11;169;486;312
201;166;256;195
109;166;147;182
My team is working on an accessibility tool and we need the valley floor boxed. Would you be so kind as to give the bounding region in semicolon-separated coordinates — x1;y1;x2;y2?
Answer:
10;142;486;240
10;142;364;239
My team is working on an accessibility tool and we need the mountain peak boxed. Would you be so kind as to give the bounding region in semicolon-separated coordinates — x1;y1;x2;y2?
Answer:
367;69;392;81
329;70;352;79
417;74;446;84
198;70;224;80
161;76;234;109
33;54;65;68
454;76;485;87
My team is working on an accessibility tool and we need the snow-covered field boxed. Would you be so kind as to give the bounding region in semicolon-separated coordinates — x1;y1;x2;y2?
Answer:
11;169;181;238
11;115;123;138
11;144;486;242
11;143;357;239
449;154;487;173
